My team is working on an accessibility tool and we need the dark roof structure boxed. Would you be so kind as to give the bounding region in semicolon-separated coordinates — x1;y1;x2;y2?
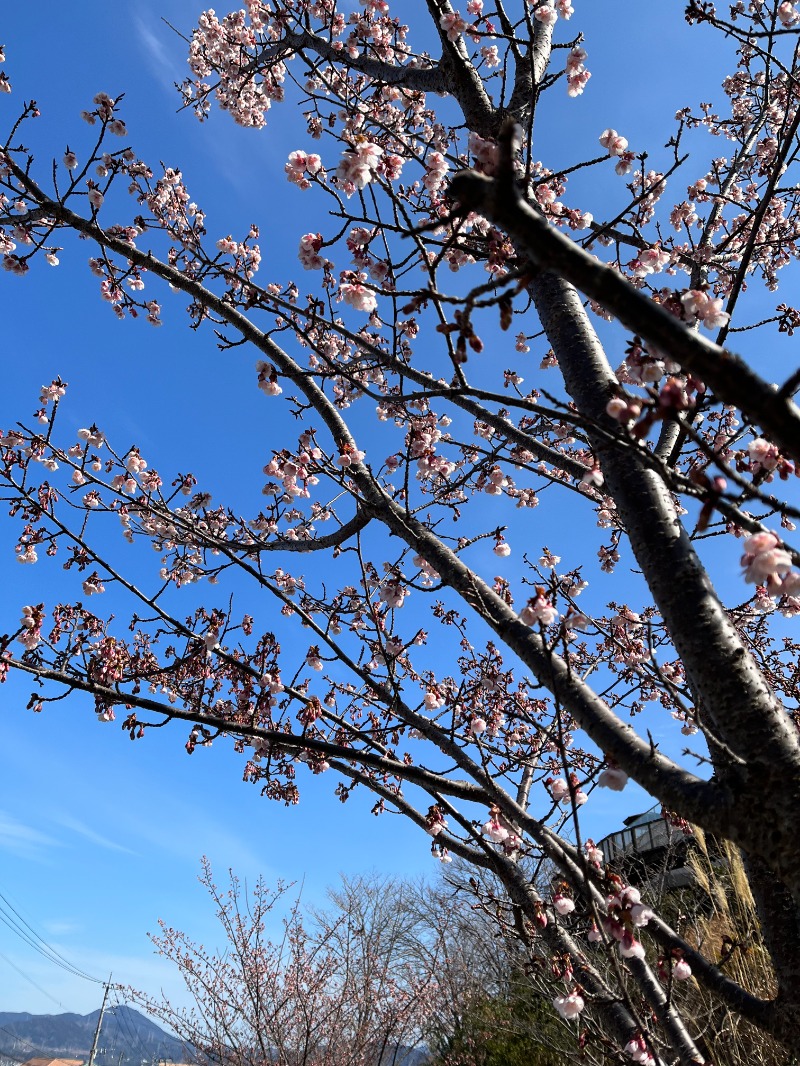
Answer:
597;804;694;889
21;1058;85;1066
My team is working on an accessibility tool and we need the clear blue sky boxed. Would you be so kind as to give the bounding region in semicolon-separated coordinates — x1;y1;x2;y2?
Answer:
0;0;784;1020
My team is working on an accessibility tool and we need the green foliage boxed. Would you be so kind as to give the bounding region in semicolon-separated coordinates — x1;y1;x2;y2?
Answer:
427;970;567;1066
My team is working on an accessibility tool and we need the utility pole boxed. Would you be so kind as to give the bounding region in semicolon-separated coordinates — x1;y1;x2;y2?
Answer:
87;976;112;1066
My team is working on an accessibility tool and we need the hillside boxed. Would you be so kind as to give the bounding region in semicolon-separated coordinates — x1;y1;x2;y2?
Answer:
0;1008;429;1066
0;1006;187;1066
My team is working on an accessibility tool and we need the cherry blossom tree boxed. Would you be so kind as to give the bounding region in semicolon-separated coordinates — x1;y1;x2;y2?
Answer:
128;863;440;1066
2;2;800;1062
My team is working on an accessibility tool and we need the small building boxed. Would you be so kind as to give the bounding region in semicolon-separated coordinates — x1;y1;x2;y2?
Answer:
21;1059;86;1066
597;805;694;890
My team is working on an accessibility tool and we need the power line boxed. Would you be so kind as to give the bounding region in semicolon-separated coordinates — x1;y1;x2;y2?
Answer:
109;991;157;1064
0;907;95;983
0;1022;53;1057
0;949;66;1010
0;890;150;1066
0;887;102;984
0;1048;36;1065
0;889;157;1064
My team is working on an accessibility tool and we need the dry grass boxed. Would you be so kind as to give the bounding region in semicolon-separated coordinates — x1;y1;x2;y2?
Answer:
670;830;785;1066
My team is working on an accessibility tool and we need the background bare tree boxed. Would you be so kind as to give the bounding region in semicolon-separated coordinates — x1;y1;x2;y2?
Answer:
130;863;439;1066
133;863;574;1066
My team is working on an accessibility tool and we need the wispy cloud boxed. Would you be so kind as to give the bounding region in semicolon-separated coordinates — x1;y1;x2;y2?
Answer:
42;919;82;936
133;13;184;95
0;810;60;861
55;814;139;856
133;5;291;197
131;805;272;878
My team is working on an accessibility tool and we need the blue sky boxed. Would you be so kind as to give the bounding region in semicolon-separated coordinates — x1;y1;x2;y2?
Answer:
0;0;790;1022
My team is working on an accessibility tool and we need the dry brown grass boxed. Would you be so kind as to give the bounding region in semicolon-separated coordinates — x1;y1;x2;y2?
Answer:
669;830;785;1066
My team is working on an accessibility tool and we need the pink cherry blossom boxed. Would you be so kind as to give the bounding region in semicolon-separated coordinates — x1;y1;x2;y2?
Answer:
335;142;383;195
599;128;628;156
548;777;570;803
336;445;365;468
566;48;591;97
340;280;377;314
743;546;793;585
306;649;324;671
632;245;671;276
553;990;584;1019
566;45;587;74
598;766;628;791
553;894;575;916
482;817;509;843
619;933;646;959
681;289;730;330
423;152;450;197
285;150;322;189
469;132;499;174
379;579;407;609
481;45;500;68
630;903;654;927
82;573;106;595
519;593;558;626
425;806;448;836
298;232;329;271
256;361;283;396
741;531;794;586
625;1036;655;1066
748;437;780;472
534;4;558;27
424;690;445;710
744;531;781;556
439;12;468;42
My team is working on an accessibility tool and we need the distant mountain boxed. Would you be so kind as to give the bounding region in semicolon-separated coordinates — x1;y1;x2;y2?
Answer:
379;1049;429;1066
0;1006;187;1066
0;1008;429;1066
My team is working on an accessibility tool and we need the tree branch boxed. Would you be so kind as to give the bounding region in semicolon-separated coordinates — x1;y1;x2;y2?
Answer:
449;167;800;462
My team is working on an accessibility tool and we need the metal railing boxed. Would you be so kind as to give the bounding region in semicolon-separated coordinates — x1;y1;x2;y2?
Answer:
598;809;686;866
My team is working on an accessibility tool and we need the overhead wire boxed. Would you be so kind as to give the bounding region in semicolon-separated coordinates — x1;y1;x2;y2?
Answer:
0;1049;34;1064
0;886;167;1064
109;989;160;1065
0;983;157;1066
0;948;66;1010
0;888;102;984
0;1022;54;1057
0;883;112;1058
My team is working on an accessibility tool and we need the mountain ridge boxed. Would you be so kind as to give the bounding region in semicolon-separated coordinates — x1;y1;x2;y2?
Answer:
0;1006;186;1066
0;1007;429;1066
